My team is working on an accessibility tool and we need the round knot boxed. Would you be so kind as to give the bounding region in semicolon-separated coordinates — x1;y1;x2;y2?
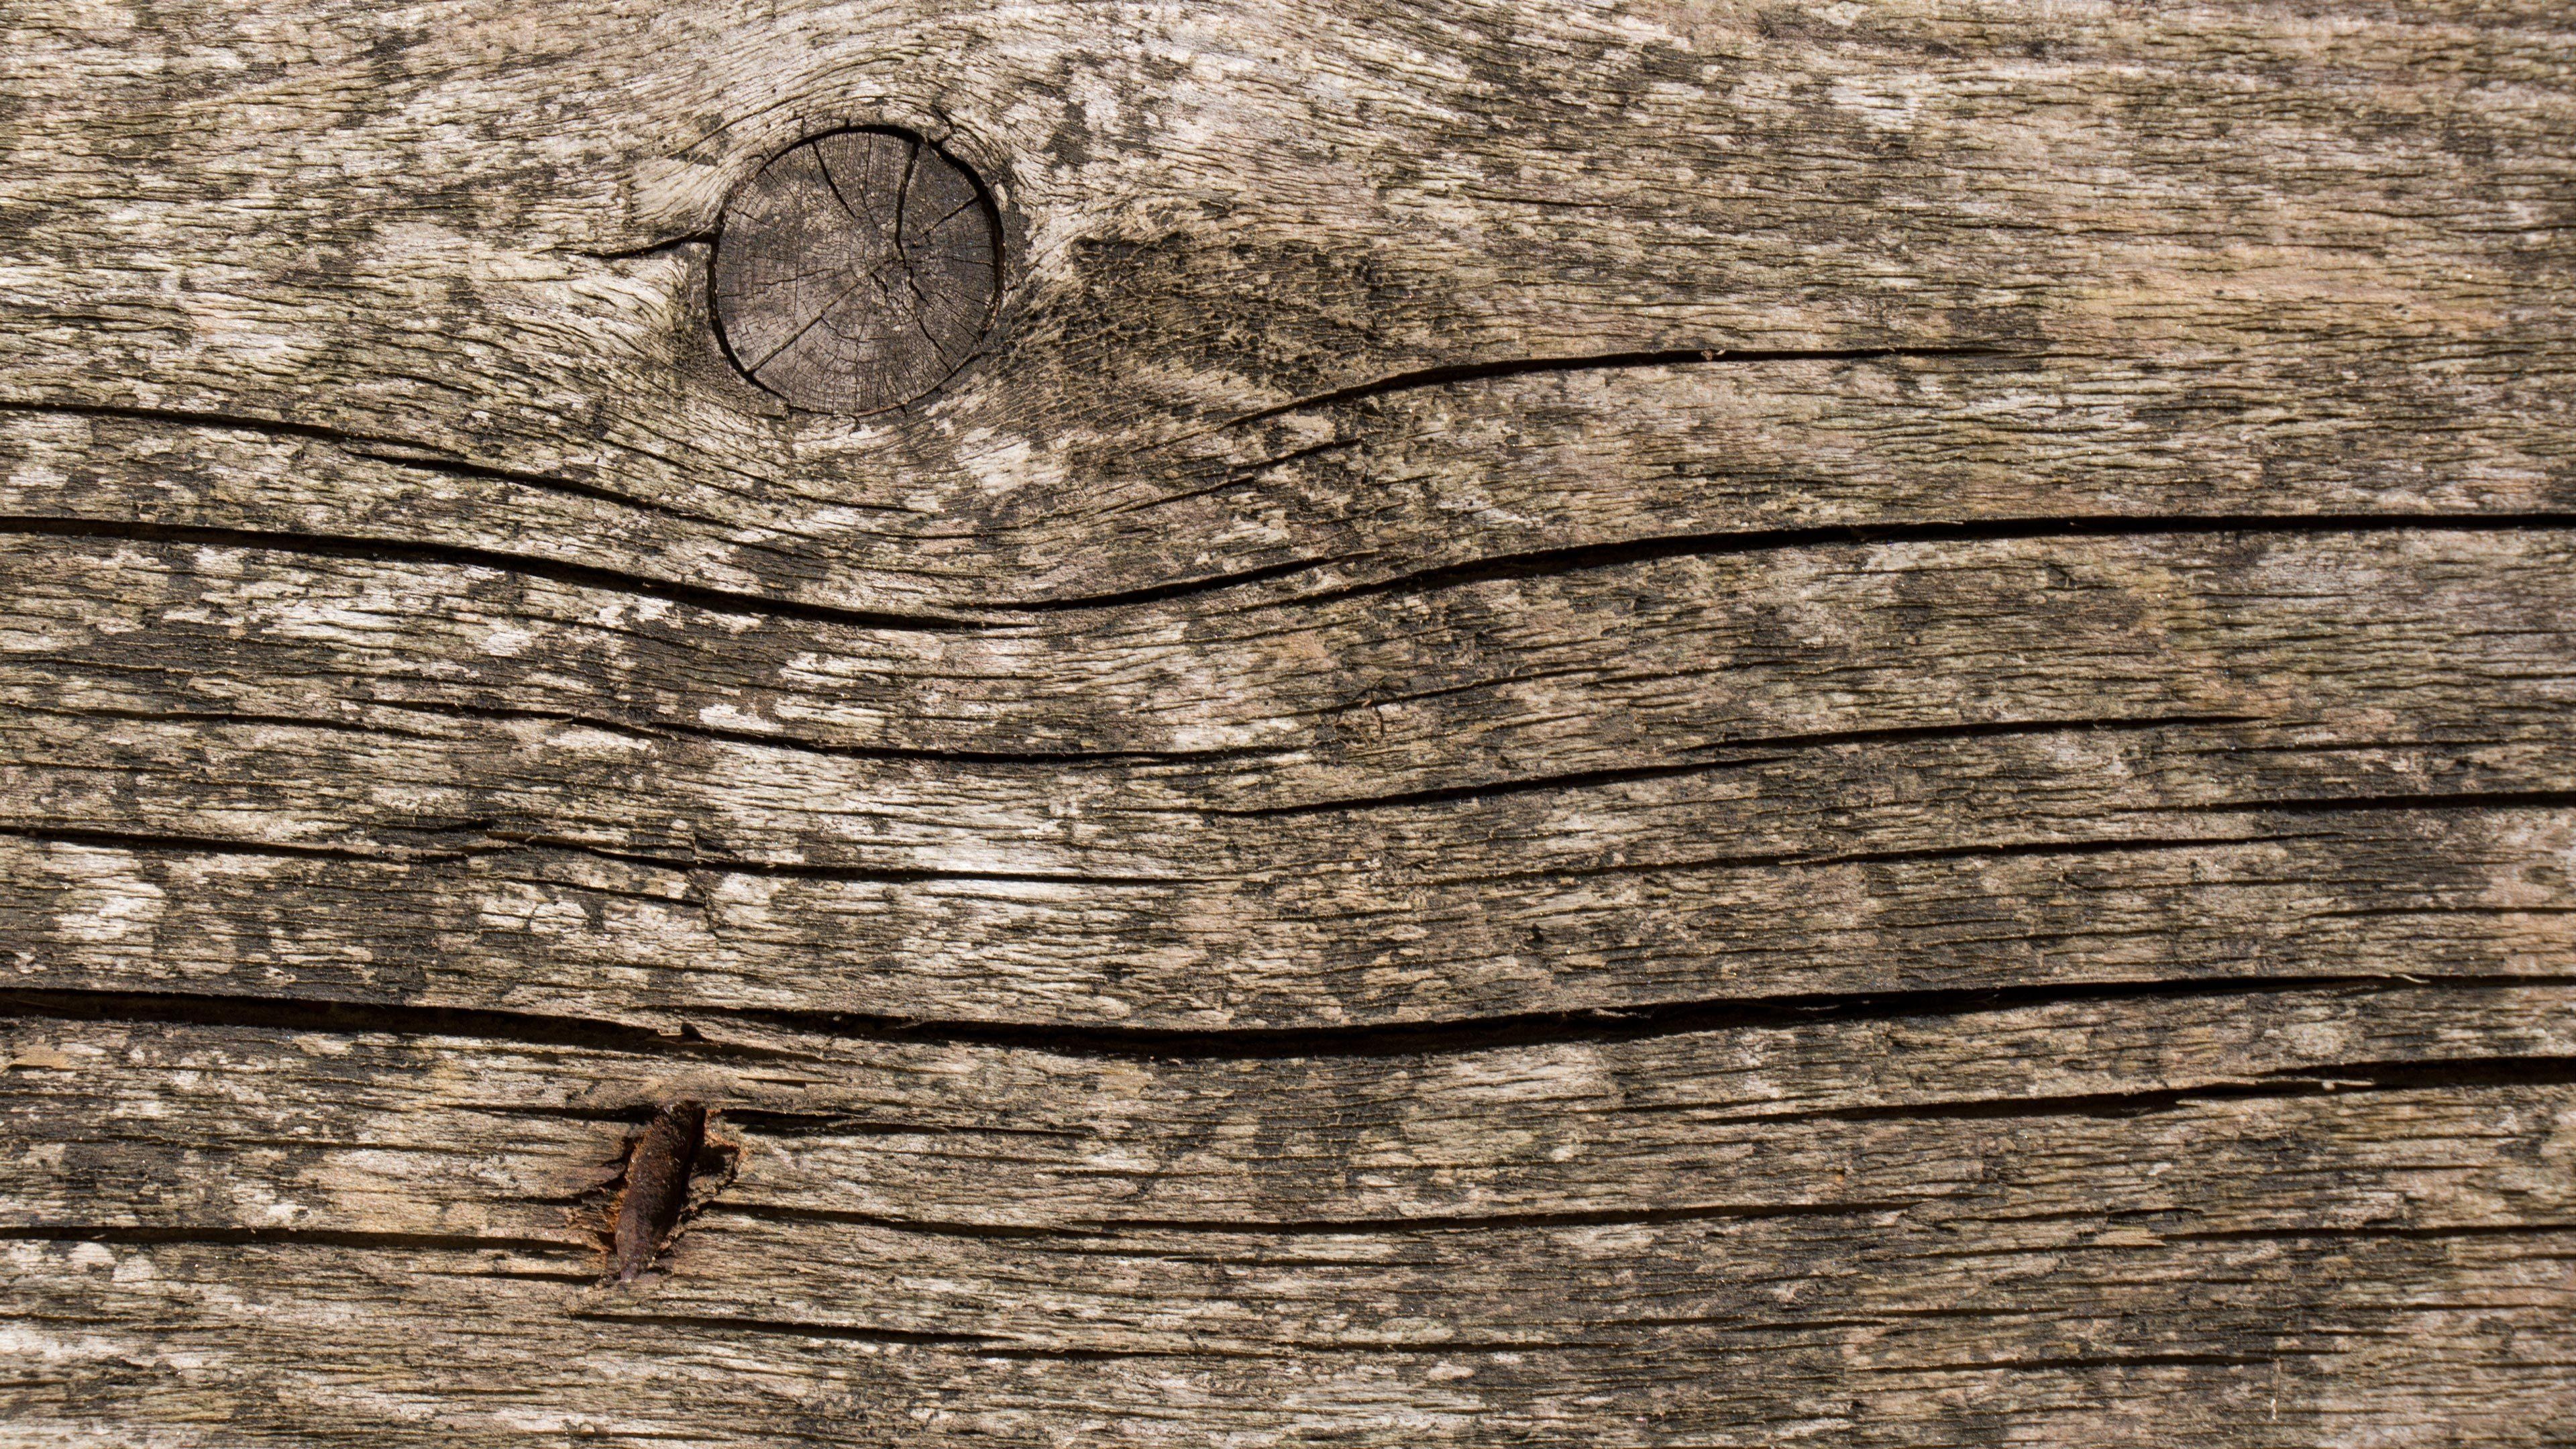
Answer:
712;129;1001;415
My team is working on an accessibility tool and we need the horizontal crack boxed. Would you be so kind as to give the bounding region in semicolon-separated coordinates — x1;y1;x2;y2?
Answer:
716;1203;1085;1241
981;554;1371;613
566;231;718;262
1220;755;1792;816
0;822;1207;886
969;511;2576;615
1717;1057;2576;1126
0;824;480;865
0;1224;583;1254
719;1197;1917;1241
1083;1199;1916;1236
7;977;2564;1067
2165;1222;2576;1243
9;502;2569;625
570;1312;1322;1360
1;698;1288;769
715;974;2548;1062
0;989;800;1061
568;1311;998;1348
1425;832;2325;890
2150;790;2576;816
1871;1352;2289;1375
352;697;1289;767
1225;714;2267;817
2253;1054;2576;1091
712;1108;1085;1140
1264;511;2576;610
511;837;1214;888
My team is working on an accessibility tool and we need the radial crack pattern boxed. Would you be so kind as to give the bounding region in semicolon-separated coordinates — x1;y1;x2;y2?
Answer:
712;129;1000;414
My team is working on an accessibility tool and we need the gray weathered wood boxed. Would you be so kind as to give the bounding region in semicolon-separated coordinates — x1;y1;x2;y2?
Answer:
3;0;2573;1442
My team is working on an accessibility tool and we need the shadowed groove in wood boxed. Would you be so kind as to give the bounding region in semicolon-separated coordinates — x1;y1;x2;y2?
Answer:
0;1226;584;1254
13;506;2576;622
716;1197;1926;1238
1414;822;2559;888
0;824;492;864
0;698;2269;778
2151;790;2576;816
0;818;2371;885
2;698;1299;768
0;989;786;1060
568;1311;1005;1350
1256;512;2576;612
1214;714;2266;816
571;1308;2007;1360
12;975;2569;1063
1723;1057;2576;1125
2167;1224;2576;1243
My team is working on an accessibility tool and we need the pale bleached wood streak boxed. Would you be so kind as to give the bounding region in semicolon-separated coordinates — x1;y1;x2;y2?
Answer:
3;0;2573;1442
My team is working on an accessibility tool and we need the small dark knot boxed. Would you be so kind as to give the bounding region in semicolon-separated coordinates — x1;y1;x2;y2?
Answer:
712;127;1002;415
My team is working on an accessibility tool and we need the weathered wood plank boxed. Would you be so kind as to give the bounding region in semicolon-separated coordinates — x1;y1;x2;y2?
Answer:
10;1233;2569;1446
9;985;2572;1238
9;342;2574;614
7;0;2573;1440
6;997;2573;1440
5;523;2570;1026
4;3;2573;608
8;808;2570;1029
5;528;2570;808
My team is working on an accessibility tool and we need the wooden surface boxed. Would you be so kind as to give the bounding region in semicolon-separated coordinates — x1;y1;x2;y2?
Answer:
711;128;1001;414
3;0;2573;1442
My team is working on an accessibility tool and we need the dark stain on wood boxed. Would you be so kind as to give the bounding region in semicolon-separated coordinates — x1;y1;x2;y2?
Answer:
710;127;1002;415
